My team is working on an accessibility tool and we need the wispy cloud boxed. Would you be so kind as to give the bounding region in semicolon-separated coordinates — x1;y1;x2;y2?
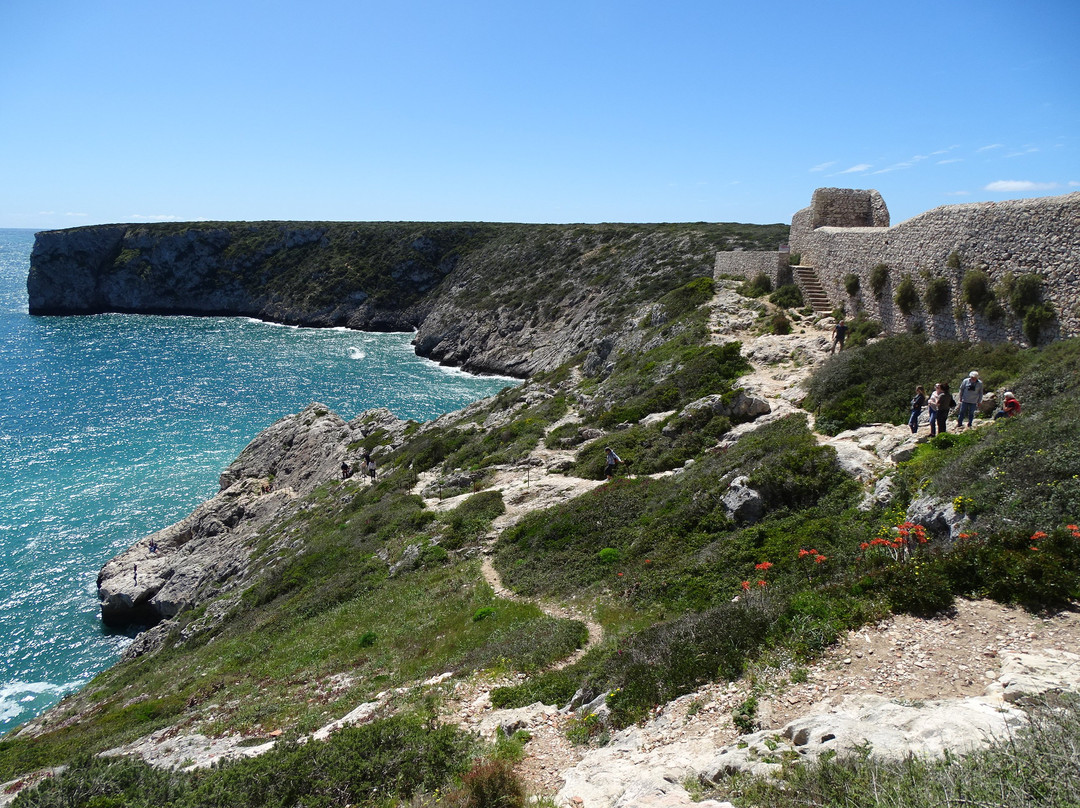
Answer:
937;158;963;165
838;163;872;174
871;154;929;175
977;144;1005;153
1069;181;1079;187
809;161;836;172
984;180;1059;192
65;212;88;217
945;190;971;196
1005;147;1039;158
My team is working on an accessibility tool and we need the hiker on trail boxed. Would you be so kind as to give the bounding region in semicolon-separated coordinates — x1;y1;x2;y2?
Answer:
908;385;927;434
993;391;1021;420
956;371;984;430
928;382;954;437
829;318;848;354
341;461;353;480
604;447;623;480
365;453;377;483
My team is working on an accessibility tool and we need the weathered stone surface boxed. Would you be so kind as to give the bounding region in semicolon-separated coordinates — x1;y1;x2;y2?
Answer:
721;476;764;525
97;403;387;635
906;493;967;545
701;694;1027;781
679;390;771;421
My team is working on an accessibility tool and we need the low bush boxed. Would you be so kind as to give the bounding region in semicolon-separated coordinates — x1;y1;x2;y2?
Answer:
961;269;995;313
923;277;950;313
870;264;889;298
738;273;772;298
768;283;804;309
893;276;920;315
769;311;792;335
843;273;860;296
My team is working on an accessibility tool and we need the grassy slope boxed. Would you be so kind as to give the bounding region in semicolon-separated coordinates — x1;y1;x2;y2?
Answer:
3;276;1079;806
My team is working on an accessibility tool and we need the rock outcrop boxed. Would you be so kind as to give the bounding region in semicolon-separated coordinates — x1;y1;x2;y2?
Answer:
96;403;408;645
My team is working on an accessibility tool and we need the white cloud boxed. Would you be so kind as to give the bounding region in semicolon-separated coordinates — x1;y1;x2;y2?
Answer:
977;144;1005;153
945;191;971;196
983;180;1059;192
839;163;872;174
937;159;963;165
1069;181;1080;187
65;212;88;217
809;161;836;172
1006;147;1040;158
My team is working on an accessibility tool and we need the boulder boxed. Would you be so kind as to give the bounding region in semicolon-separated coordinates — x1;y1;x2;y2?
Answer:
721;476;764;525
906;493;966;546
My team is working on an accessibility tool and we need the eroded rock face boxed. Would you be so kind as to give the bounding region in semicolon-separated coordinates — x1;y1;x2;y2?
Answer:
96;404;406;637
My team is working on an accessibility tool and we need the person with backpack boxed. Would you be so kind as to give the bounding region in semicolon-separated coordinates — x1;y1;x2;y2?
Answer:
908;385;927;434
830;318;848;354
956;371;984;430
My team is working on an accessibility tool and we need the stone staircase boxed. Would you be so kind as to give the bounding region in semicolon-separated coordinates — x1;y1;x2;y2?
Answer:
793;265;832;312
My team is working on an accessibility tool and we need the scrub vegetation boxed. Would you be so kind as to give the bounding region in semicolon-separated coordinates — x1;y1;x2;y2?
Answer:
4;256;1079;808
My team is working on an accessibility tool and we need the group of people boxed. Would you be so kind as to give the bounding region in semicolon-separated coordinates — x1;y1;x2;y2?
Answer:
342;452;377;482
908;370;1021;436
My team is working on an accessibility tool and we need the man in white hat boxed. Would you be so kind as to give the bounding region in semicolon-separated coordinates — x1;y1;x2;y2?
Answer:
957;370;984;429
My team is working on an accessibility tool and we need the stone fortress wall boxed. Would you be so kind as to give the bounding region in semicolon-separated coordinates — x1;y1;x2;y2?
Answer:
717;187;1080;345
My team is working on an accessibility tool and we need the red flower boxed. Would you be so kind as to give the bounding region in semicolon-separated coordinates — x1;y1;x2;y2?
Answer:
1030;546;1040;551
617;572;623;577
815;555;828;564
1067;524;1078;531
644;559;651;564
757;580;768;587
755;561;773;571
859;542;869;550
1031;531;1048;541
741;581;751;591
798;549;811;558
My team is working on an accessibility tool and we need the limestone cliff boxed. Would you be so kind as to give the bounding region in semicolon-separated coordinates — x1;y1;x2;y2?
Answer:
28;221;786;376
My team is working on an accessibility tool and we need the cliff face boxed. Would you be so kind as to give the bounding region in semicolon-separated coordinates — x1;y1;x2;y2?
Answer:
29;221;786;375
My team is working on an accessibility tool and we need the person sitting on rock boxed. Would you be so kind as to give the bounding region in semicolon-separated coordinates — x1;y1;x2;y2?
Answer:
341;460;353;480
993;391;1021;420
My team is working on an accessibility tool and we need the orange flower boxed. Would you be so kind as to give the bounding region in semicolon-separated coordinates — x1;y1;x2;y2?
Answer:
757;580;768;587
815;555;828;564
859;542;869;550
741;581;751;591
1031;531;1048;541
755;561;773;571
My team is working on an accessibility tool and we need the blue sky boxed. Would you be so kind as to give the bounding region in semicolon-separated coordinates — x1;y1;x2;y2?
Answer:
1;0;1077;229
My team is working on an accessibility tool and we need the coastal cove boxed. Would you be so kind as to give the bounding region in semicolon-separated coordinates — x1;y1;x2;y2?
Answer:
0;229;516;735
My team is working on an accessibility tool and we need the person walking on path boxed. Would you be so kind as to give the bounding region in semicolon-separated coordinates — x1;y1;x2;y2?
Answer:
829;318;848;354
908;385;927;434
956;371;984;430
604;447;623;480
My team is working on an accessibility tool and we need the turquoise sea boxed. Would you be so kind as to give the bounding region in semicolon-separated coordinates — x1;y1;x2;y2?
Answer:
0;228;515;735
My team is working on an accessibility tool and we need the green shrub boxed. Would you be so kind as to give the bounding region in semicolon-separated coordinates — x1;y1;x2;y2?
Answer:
893;276;920;315
843;273;860;296
732;696;759;734
946;250;962;270
598;547;621;564
738;273;773;298
1009;272;1043;315
769;311;792;335
1023;302;1055;345
923;277;950;313
845;316;882;349
357;631;377;648
877;560;954;616
961;269;995;313
456;758;527;808
870;264;889;298
768;283;804;309
472;606;497;622
658;277;715;320
984;297;1005;321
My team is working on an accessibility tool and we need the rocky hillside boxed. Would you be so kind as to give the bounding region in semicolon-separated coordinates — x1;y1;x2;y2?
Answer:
5;264;1079;807
28;220;787;376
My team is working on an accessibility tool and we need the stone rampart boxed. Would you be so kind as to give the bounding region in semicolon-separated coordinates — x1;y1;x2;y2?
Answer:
788;189;1080;344
714;250;792;288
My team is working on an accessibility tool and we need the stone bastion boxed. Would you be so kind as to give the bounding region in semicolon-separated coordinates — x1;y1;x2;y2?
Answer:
716;187;1080;345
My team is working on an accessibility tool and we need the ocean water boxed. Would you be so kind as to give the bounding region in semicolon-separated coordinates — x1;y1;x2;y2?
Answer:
0;229;515;735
